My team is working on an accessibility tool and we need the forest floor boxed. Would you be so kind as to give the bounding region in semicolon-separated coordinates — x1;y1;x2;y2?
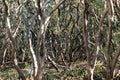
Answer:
0;60;119;80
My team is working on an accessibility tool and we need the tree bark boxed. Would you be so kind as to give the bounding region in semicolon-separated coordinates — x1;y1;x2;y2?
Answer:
106;0;115;79
3;0;26;79
33;0;65;79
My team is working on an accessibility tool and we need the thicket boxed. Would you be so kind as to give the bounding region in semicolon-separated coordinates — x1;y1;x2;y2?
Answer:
0;0;120;80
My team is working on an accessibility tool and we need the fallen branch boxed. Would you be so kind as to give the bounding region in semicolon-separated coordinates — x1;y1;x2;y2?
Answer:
47;55;68;72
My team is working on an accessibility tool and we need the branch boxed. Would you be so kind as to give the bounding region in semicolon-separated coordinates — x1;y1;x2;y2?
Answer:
36;0;44;19
28;33;38;77
42;0;52;10
112;46;120;71
92;9;108;68
49;0;65;16
92;9;99;25
83;0;91;67
47;55;67;72
13;19;22;37
3;0;25;79
106;0;114;69
107;0;114;20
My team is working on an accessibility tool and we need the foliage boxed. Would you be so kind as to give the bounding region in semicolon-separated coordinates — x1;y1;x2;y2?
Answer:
0;0;120;80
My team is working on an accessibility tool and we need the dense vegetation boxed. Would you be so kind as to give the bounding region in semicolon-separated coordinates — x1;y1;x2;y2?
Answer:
0;0;120;80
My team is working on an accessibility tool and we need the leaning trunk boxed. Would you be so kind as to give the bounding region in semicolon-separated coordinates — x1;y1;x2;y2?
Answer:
106;0;114;80
87;67;94;80
34;17;46;79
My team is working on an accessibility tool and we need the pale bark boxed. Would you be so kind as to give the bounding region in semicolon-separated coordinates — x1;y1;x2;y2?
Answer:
29;35;38;77
3;0;26;79
32;0;66;79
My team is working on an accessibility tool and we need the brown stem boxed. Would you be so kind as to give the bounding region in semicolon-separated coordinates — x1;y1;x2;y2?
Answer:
83;0;91;67
3;0;26;79
106;0;114;79
83;0;92;80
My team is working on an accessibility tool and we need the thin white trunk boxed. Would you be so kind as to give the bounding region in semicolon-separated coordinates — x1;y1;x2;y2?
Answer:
90;68;94;80
6;17;11;30
29;37;38;77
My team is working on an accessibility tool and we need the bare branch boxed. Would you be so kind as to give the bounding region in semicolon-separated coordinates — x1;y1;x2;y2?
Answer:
28;34;38;77
112;46;120;71
3;0;25;79
13;19;22;37
49;0;65;16
83;0;91;67
106;0;114;69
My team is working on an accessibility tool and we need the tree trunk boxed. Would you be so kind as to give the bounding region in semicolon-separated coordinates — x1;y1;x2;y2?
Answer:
106;0;115;80
106;69;114;80
35;56;44;80
33;0;65;79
